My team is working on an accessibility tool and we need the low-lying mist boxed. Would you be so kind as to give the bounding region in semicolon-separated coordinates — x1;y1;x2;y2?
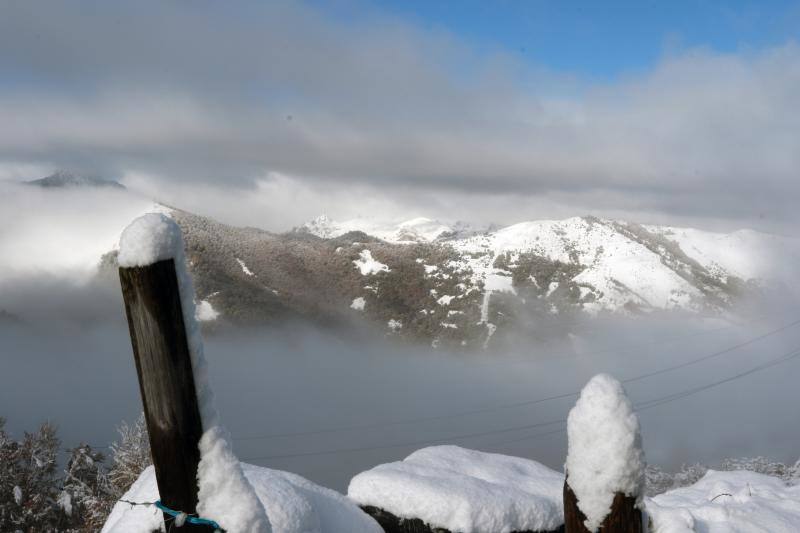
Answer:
2;290;800;493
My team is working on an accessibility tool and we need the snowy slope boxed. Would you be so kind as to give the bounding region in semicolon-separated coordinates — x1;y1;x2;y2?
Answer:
301;215;452;243
303;214;799;315
291;213;800;345
646;225;800;283
452;217;704;314
647;469;800;532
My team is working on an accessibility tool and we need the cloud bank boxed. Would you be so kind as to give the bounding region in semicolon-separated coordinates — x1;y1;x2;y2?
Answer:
1;1;799;231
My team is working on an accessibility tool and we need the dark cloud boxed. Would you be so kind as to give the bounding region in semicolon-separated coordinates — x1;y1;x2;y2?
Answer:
1;1;799;230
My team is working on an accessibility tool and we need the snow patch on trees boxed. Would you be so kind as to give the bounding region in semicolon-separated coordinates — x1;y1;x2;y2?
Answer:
117;213;270;532
436;294;455;306
387;319;402;332
566;374;645;532
348;445;564;533
353;250;390;275
350;297;366;311
195;299;219;321
236;257;255;276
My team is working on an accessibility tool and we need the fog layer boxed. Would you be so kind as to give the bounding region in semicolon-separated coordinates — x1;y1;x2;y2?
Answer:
3;310;799;492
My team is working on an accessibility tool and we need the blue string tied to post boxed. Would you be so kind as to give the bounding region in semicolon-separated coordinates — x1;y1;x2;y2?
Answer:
155;500;224;531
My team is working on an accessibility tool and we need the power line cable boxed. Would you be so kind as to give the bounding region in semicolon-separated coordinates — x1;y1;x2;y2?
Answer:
491;347;800;450
233;317;800;443
242;344;800;462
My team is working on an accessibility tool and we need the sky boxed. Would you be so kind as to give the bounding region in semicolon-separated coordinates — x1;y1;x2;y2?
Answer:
1;0;799;232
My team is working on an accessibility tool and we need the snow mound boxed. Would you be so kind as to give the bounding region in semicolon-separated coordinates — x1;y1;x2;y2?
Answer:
566;374;645;532
117;214;270;532
647;469;800;532
348;445;564;533
102;464;381;533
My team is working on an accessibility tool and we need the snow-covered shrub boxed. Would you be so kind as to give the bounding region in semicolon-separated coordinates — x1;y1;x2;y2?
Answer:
61;444;116;531
108;413;151;495
720;456;800;482
0;418;62;531
0;414;154;532
645;463;708;496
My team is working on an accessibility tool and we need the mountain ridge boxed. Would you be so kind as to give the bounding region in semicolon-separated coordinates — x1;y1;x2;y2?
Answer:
97;208;799;348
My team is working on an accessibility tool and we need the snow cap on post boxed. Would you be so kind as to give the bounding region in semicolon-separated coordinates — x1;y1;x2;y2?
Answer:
565;374;645;532
118;212;184;267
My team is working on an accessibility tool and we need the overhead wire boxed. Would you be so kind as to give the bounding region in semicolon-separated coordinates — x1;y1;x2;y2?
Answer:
242;342;800;463
233;317;800;443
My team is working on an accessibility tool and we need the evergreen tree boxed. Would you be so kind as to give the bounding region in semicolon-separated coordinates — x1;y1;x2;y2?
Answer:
0;418;62;531
60;444;115;532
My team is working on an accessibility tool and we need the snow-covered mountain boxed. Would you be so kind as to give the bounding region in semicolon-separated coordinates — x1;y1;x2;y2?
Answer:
97;210;796;348
289;214;799;346
5;179;795;347
301;215;455;243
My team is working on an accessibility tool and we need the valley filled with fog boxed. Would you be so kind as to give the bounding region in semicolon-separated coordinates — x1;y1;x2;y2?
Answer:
3;296;800;493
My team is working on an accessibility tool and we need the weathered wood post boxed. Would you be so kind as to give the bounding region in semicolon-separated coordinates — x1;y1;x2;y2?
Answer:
119;257;213;531
116;213;270;533
563;374;644;533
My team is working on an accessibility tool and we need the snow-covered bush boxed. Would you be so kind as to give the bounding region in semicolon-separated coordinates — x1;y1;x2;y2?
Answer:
720;456;800;482
0;414;156;532
0;418;63;531
645;463;708;496
61;444;116;531
108;413;151;495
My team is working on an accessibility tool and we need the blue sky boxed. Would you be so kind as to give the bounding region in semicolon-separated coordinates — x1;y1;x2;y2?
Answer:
320;0;800;79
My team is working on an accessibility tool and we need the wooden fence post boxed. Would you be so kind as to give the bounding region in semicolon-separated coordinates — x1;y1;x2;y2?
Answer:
119;258;214;531
563;480;642;533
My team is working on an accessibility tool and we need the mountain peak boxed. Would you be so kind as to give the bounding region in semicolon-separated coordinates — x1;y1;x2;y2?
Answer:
27;171;126;190
300;215;452;243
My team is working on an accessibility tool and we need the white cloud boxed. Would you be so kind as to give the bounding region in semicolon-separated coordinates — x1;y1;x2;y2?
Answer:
0;2;798;231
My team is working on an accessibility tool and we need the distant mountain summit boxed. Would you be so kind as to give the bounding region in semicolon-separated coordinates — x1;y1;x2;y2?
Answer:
299;215;455;243
27;170;125;189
